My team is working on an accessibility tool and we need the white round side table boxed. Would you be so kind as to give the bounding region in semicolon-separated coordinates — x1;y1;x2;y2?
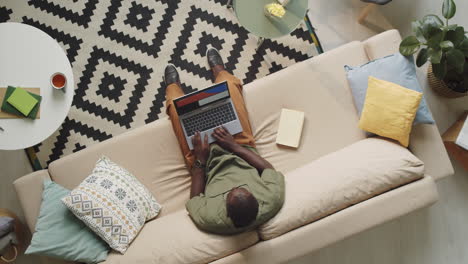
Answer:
0;22;74;150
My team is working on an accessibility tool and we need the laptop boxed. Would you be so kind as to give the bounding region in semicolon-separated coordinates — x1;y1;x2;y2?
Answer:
174;81;243;150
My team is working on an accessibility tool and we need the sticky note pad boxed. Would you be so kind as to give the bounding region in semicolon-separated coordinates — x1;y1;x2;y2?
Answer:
7;87;38;116
276;108;305;148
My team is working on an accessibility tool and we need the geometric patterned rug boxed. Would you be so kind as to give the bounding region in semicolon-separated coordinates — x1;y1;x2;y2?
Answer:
0;0;317;168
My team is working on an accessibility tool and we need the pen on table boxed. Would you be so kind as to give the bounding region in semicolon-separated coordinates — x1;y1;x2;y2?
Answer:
0;126;4;132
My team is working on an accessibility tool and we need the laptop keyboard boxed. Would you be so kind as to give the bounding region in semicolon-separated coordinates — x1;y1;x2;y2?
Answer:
182;103;237;137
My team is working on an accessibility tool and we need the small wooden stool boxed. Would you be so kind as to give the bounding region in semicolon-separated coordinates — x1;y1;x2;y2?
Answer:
358;0;392;24
0;209;25;264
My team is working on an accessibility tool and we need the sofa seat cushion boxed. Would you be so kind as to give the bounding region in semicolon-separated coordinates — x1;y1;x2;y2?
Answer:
258;138;424;240
48;120;193;218
243;41;369;175
103;210;259;264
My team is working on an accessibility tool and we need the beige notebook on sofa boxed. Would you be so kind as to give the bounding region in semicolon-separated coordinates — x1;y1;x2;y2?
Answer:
276;108;305;148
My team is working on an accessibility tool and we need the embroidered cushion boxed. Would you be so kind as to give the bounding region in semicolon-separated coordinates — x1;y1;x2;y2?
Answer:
62;156;162;253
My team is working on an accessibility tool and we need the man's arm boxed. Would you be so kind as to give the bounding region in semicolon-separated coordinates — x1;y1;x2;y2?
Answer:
190;131;209;198
231;144;273;174
212;127;274;174
190;167;206;198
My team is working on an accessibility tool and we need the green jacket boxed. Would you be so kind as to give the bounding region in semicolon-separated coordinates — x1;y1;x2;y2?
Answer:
186;144;285;235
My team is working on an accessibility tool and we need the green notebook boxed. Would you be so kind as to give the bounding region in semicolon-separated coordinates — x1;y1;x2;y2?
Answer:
1;86;42;119
7;88;38;116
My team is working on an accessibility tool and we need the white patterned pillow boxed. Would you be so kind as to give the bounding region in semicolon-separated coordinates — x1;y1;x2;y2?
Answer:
62;156;161;253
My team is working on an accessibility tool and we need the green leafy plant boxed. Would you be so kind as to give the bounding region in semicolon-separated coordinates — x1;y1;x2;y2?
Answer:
399;0;468;93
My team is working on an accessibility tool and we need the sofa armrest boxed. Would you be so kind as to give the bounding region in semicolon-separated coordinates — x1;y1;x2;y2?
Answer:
410;124;454;180
363;30;454;180
362;29;401;60
13;170;50;232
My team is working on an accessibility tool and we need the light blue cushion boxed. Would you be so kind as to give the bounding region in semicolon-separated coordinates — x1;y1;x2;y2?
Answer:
25;180;109;264
345;53;434;124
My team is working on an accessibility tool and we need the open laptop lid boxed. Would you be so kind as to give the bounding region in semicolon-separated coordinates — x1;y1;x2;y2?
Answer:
173;81;231;116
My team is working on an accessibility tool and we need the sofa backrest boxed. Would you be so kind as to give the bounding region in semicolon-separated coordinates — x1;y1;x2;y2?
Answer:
243;41;369;174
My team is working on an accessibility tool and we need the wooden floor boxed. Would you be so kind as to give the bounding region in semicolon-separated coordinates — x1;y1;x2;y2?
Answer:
0;149;37;263
1;0;467;263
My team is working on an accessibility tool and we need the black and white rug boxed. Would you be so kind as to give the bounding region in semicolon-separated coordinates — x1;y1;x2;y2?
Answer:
0;0;317;167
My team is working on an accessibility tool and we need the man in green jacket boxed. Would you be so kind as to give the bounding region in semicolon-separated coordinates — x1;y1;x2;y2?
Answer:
164;48;285;235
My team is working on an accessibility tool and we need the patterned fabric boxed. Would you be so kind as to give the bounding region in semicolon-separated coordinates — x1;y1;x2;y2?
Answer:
0;0;316;168
62;156;161;253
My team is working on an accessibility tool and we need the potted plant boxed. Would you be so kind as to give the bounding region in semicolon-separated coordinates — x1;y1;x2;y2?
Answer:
399;0;468;98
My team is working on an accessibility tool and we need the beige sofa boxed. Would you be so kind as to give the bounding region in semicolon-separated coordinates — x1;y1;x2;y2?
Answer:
14;30;454;264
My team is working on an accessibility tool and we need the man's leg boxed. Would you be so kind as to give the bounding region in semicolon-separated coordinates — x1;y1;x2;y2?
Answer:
165;66;195;168
208;49;255;147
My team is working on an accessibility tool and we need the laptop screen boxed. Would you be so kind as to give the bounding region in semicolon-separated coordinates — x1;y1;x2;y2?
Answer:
174;81;230;115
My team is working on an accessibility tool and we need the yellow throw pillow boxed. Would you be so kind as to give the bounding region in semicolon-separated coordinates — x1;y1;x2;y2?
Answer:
358;76;422;147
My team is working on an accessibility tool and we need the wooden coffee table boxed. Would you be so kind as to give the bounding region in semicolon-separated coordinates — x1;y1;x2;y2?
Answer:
442;111;468;171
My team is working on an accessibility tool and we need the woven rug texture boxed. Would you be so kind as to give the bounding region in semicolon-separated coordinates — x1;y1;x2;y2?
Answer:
0;0;316;167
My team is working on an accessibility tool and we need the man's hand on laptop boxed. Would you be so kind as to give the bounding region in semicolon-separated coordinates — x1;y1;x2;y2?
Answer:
192;131;209;164
212;127;239;152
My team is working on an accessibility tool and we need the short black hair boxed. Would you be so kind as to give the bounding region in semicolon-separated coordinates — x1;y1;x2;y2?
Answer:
226;188;259;228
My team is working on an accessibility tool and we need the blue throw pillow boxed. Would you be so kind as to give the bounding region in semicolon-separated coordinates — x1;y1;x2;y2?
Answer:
345;53;434;124
25;180;109;264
